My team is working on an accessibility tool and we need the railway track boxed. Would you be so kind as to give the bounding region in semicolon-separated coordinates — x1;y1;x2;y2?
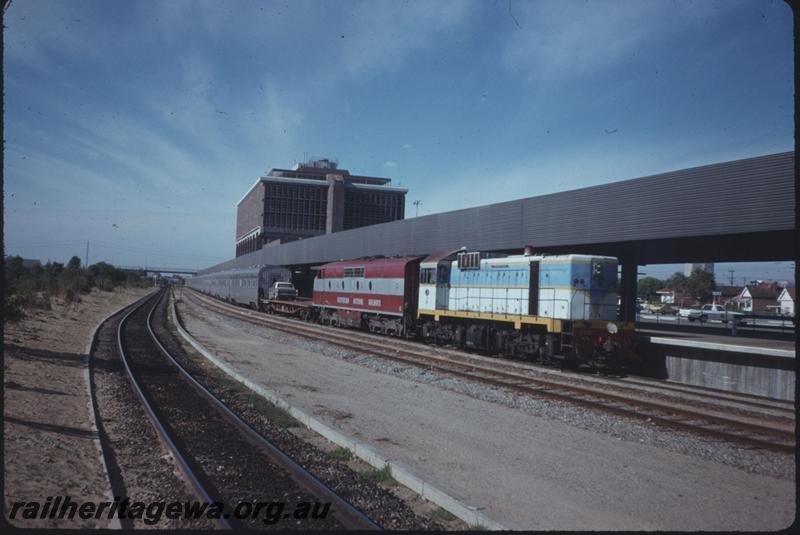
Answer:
116;289;381;530
185;289;796;454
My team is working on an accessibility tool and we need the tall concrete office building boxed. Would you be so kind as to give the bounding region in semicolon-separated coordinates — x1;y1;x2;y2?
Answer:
235;158;407;257
684;263;715;276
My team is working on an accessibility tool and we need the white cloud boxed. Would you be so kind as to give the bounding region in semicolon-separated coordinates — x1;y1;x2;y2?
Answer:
382;161;397;168
402;143;415;152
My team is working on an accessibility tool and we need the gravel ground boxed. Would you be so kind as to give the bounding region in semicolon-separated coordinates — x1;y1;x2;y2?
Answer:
159;294;445;530
124;291;349;531
92;293;216;529
178;293;796;530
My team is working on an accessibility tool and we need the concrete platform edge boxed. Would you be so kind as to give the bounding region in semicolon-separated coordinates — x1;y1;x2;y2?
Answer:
642;336;795;358
170;294;507;530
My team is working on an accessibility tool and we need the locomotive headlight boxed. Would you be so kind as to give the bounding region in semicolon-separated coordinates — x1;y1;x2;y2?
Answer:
606;322;618;334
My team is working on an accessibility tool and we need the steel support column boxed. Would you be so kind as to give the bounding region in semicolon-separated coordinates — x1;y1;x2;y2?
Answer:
619;252;638;322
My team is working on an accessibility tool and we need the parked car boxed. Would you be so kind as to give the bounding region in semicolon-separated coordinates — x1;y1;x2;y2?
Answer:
678;304;745;324
651;305;678;315
267;281;298;300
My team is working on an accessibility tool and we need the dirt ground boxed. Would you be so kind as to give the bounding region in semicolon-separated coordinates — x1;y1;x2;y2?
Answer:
3;286;152;528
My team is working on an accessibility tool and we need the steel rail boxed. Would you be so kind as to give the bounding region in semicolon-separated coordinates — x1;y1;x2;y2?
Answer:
117;290;234;530
87;292;156;530
149;290;382;531
186;290;796;453
193;291;796;422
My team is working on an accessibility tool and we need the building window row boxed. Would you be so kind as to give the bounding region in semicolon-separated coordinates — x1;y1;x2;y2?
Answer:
264;183;328;232
236;231;262;257
344;190;405;229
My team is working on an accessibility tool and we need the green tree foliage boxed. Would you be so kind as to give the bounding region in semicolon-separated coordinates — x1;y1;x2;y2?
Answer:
3;256;28;321
3;255;146;322
665;269;716;304
637;277;665;302
685;268;716;303
666;272;688;293
66;255;82;270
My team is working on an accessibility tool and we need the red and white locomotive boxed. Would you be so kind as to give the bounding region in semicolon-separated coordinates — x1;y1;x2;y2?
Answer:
313;256;421;336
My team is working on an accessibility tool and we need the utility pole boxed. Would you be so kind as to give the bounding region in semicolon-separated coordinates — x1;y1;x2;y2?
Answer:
85;241;89;267
728;269;735;286
413;199;422;217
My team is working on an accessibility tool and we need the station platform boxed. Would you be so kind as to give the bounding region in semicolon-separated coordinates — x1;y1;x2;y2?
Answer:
637;329;795;401
638;329;795;358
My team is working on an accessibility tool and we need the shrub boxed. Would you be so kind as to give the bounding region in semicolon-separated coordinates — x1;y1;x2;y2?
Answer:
361;464;394;483
31;292;52;310
4;293;27;322
96;277;115;291
329;447;353;462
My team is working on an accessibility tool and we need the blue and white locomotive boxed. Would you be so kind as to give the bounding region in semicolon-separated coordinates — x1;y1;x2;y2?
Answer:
417;249;635;368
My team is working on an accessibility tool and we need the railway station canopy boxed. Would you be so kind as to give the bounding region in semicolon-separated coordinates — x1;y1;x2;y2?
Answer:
204;151;795;274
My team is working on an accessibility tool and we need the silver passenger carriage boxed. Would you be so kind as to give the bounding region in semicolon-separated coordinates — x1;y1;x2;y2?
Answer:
187;265;291;309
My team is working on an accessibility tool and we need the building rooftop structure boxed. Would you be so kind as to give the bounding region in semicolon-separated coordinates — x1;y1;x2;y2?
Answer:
267;158;392;186
235;158;407;257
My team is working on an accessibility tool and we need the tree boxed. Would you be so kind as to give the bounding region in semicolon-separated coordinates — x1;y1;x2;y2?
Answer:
62;256;89;299
685;268;716;303
666;273;688;293
637;277;664;302
67;256;82;271
664;272;689;306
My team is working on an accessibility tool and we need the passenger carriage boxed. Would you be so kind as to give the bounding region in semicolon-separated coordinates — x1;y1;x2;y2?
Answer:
187;266;291;309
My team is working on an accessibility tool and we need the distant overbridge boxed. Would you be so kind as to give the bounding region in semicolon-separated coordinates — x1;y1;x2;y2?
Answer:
118;265;198;276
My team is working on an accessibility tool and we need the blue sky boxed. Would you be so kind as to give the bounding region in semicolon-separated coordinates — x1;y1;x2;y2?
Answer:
3;0;794;283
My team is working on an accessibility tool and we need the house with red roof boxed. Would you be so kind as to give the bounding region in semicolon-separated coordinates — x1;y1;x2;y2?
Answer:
732;282;784;313
713;285;742;306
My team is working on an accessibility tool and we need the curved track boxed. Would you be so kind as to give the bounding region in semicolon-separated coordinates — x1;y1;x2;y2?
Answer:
116;289;381;530
186;289;796;454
